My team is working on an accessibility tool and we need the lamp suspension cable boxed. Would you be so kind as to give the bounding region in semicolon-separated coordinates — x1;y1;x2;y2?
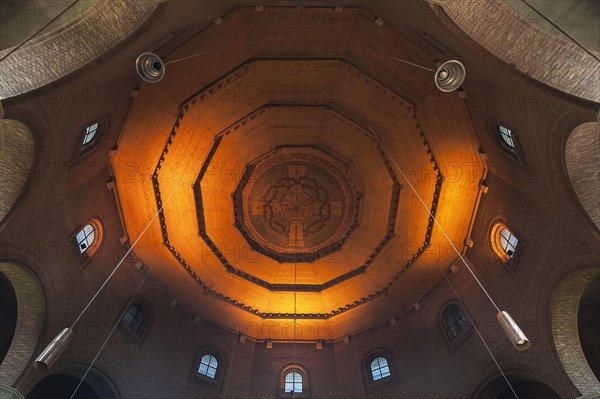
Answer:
0;0;81;63
292;262;297;399
71;191;176;330
222;330;239;399
388;56;435;72
165;52;205;65
348;318;367;399
33;190;176;371
360;126;519;399
70;270;150;399
444;275;519;399
367;126;501;313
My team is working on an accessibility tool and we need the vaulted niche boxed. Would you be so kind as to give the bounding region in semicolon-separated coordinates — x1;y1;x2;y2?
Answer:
578;276;600;381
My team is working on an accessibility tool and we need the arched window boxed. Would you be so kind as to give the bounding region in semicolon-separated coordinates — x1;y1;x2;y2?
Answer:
73;219;103;260
198;354;219;378
491;222;523;272
442;304;467;339
499;227;519;258
370;357;391;381
75;224;95;254
72;118;108;161
489;121;524;163
119;298;151;343
439;302;473;351
284;371;303;393
193;347;226;390
498;125;515;151
278;364;309;398
122;304;144;334
82;122;99;147
362;350;397;392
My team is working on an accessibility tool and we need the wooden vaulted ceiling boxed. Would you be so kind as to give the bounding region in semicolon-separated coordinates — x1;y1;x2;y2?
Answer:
112;6;484;339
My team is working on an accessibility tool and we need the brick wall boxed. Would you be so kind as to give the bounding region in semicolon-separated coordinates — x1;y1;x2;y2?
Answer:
0;119;33;223
0;262;43;386
0;1;598;398
0;0;162;99
438;0;600;102
565;122;600;231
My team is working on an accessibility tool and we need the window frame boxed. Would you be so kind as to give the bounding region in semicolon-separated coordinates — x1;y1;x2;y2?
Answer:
71;116;109;162
278;364;309;399
198;354;219;379
72;218;104;262
362;349;398;393
370;356;391;381
488;120;526;165
118;298;151;344
192;346;226;391
490;221;525;274
439;301;473;352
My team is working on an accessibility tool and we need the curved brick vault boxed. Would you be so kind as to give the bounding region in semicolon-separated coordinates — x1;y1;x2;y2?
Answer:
0;0;165;99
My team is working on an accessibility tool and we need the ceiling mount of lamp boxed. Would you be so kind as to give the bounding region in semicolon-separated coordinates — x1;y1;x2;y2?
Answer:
389;56;466;92
135;51;205;83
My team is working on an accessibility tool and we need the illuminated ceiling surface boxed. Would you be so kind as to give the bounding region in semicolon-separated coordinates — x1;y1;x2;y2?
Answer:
113;7;484;340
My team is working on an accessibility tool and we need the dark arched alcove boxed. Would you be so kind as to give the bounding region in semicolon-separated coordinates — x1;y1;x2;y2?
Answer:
578;276;600;381
475;375;561;399
496;381;561;399
26;367;118;399
26;375;101;399
0;271;18;363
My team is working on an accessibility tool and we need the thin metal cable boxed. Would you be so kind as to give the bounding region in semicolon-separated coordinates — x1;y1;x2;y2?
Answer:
518;0;600;63
444;275;518;399
348;319;367;399
0;0;82;63
388;56;435;72
70;271;149;399
292;262;297;399
165;52;205;65
367;126;501;313
71;191;175;329
223;331;238;399
355;126;516;397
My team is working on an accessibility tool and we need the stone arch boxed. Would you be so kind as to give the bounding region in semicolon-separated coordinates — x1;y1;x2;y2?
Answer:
0;0;165;99
433;0;600;102
551;267;600;395
472;371;561;399
565;121;600;232
0;118;34;225
0;262;44;386
26;364;119;399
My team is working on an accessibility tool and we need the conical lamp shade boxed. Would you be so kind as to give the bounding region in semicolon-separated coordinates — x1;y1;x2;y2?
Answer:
497;311;530;351
135;52;165;83
33;327;74;371
434;60;466;92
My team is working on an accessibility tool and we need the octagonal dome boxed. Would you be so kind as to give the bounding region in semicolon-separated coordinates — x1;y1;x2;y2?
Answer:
111;6;484;340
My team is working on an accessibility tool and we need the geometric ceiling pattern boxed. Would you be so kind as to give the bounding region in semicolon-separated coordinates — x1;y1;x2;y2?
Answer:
234;145;361;263
113;7;484;339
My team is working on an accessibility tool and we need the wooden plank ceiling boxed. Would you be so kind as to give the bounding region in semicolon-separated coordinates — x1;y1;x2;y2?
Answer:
112;6;484;340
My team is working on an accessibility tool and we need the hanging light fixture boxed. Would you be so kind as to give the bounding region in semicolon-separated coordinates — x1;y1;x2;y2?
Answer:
366;126;529;352
390;56;466;92
434;60;466;92
135;52;165;83
135;52;206;83
32;193;174;371
497;311;530;351
33;328;74;371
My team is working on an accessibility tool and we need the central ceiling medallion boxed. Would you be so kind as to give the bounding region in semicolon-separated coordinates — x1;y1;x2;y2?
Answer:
234;147;360;262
